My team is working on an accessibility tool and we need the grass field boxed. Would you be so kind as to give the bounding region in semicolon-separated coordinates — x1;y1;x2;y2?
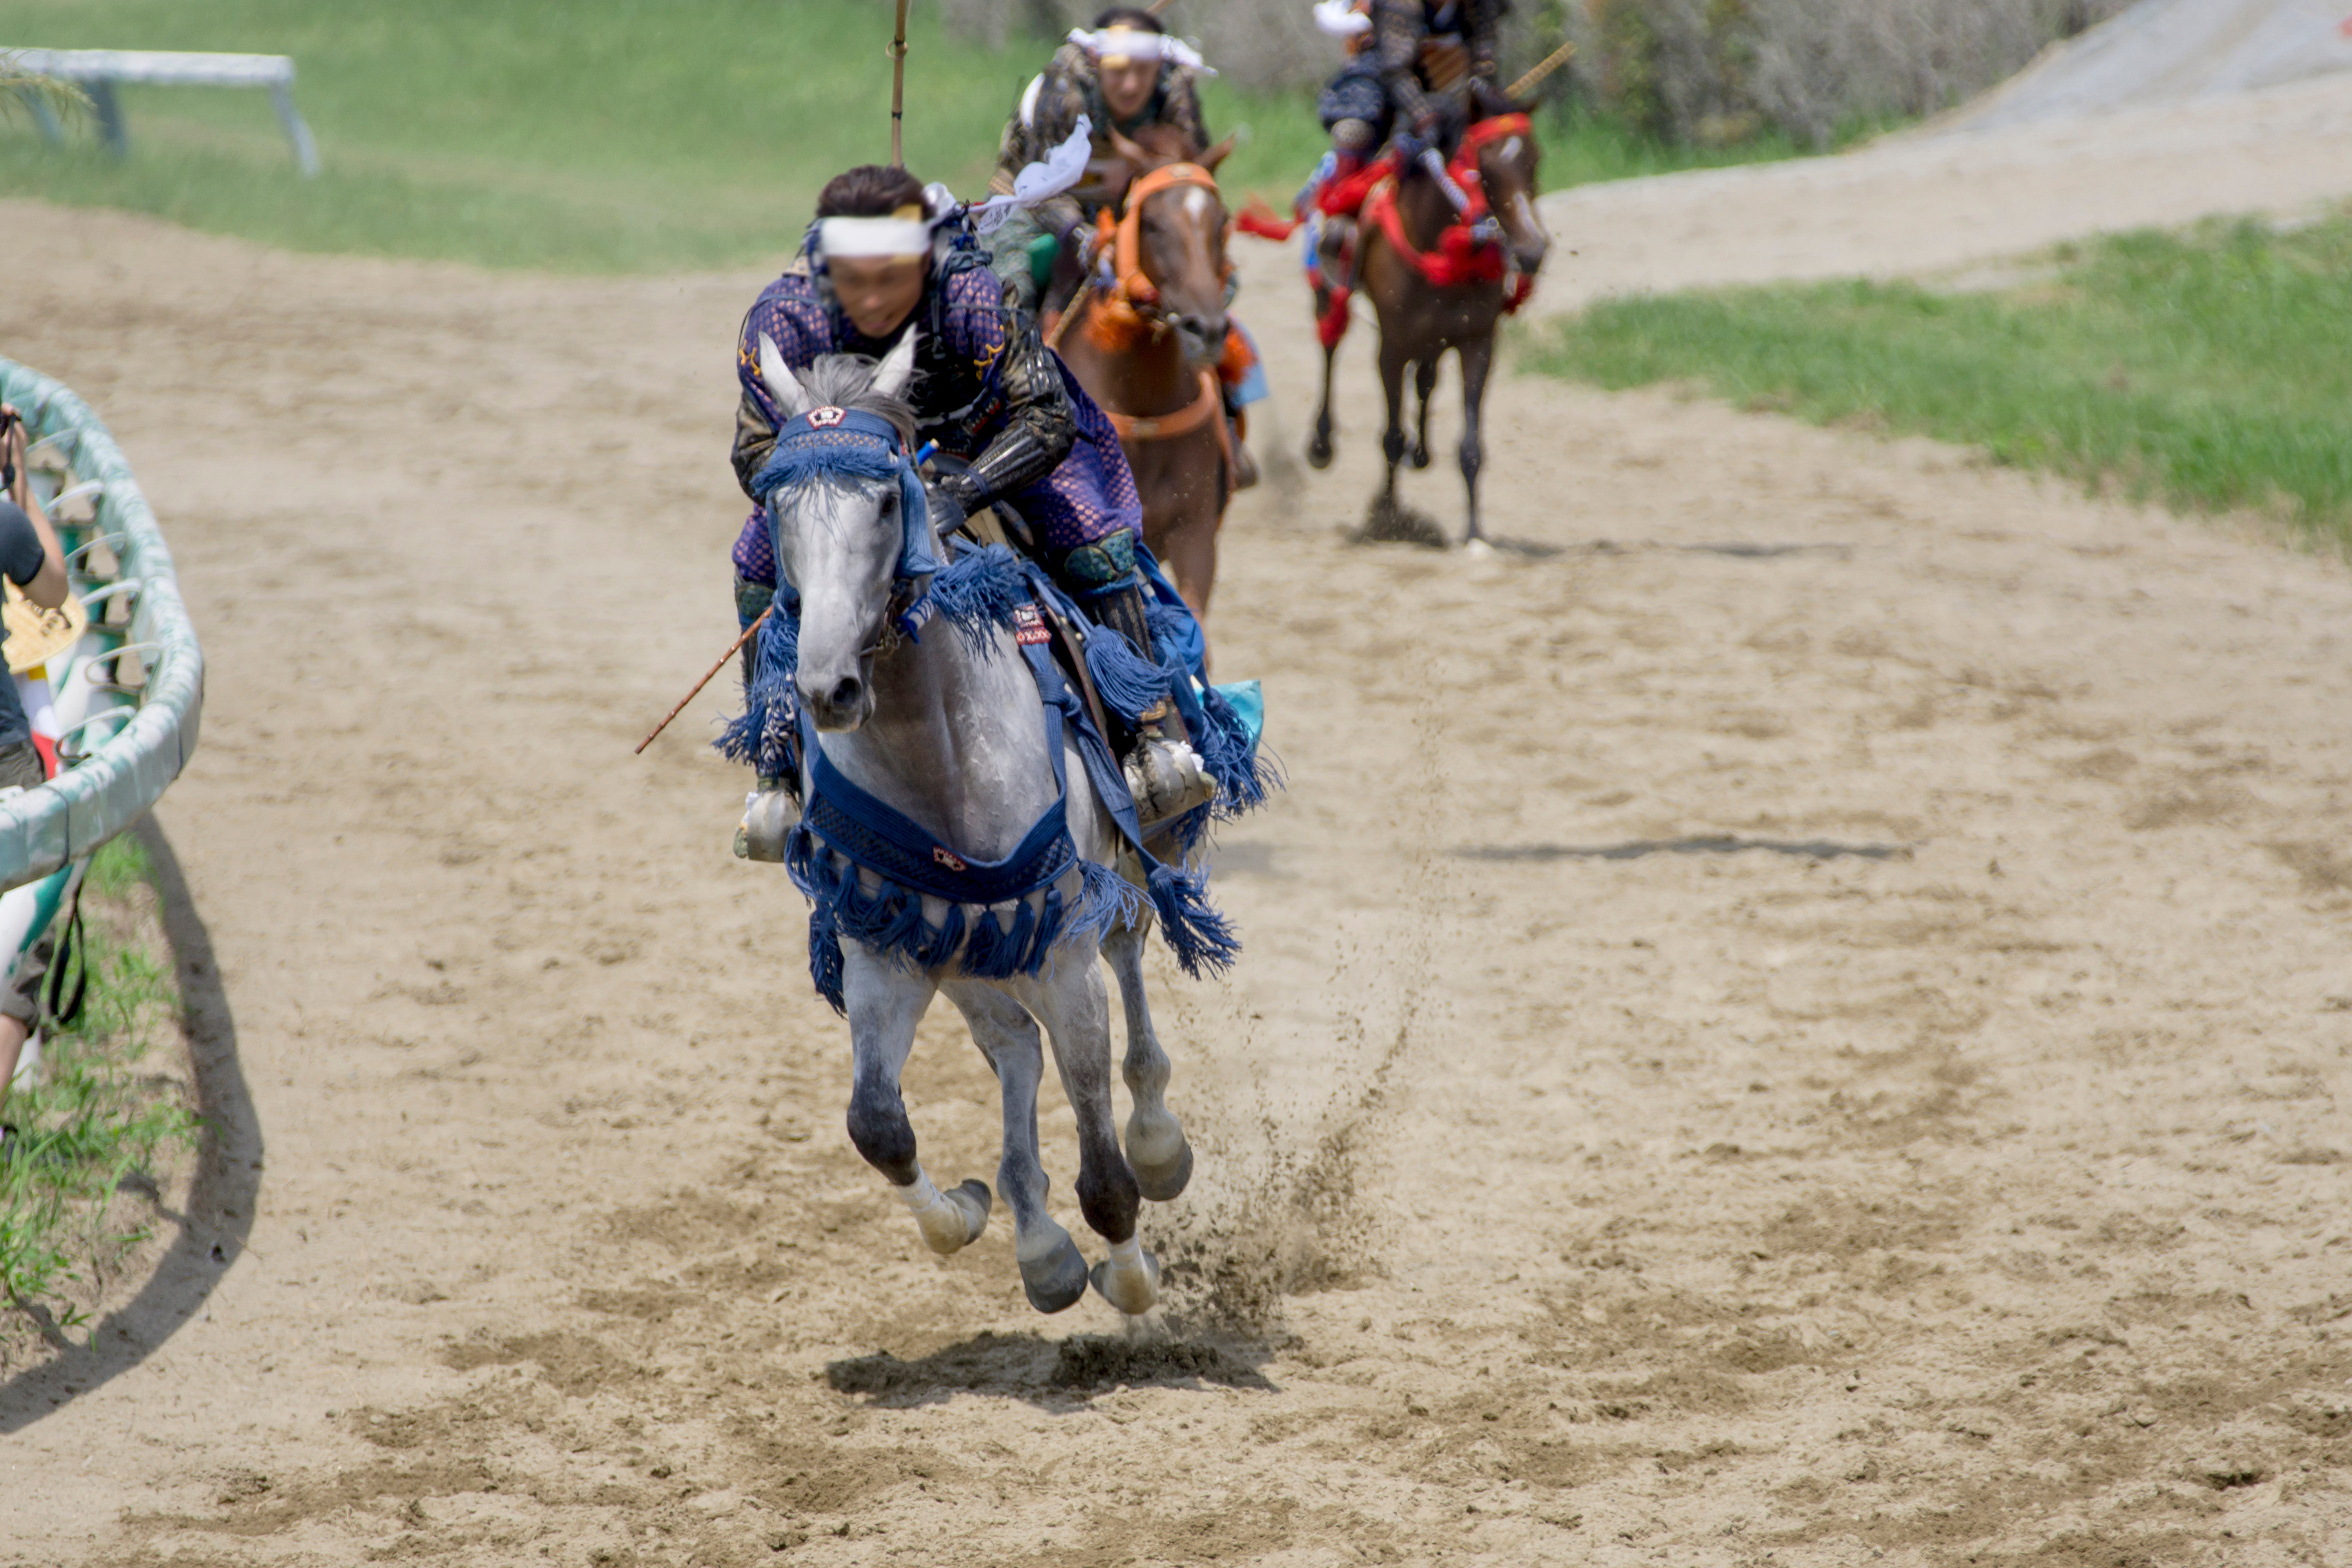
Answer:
1;0;1808;273
1534;212;2352;550
0;835;194;1353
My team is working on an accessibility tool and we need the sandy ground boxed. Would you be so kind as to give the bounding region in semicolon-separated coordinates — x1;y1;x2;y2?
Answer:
5;80;2352;1568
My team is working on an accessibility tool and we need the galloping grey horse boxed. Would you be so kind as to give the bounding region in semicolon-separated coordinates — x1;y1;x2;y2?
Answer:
758;332;1189;1316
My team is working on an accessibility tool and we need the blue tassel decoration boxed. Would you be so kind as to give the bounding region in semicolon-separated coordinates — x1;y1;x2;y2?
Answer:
809;907;847;1014
920;546;1033;653
1083;625;1174;727
1146;860;1240;979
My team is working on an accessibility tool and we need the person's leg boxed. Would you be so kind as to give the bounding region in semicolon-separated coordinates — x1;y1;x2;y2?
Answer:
0;736;46;1139
0;960;39;1145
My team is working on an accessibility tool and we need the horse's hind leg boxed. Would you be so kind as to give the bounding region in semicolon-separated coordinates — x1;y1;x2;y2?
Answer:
1014;963;1155;1314
1411;358;1439;469
943;980;1089;1313
841;947;990;1258
1103;920;1191;1201
1457;332;1496;544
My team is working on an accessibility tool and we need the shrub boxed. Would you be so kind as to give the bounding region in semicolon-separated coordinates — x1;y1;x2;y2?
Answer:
941;0;2137;147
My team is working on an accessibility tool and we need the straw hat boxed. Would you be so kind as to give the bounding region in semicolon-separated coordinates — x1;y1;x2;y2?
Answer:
4;577;88;674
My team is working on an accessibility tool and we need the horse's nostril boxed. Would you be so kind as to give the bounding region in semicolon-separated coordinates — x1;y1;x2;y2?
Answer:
827;676;862;711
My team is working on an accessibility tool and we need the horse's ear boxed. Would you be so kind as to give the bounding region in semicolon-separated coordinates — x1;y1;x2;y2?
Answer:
1200;134;1238;174
871;325;921;403
760;334;815;422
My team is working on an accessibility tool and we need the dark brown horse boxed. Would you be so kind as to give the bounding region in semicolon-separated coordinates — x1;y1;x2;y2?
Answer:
1307;113;1550;546
1052;125;1238;622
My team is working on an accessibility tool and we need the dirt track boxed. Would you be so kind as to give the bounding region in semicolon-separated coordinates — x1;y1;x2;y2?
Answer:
7;79;2352;1567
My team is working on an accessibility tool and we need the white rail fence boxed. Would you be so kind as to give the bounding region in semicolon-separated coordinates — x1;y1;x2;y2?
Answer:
7;48;319;176
0;359;204;896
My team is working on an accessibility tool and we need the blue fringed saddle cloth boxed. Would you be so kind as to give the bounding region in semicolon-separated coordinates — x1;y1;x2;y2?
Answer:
720;540;1278;1012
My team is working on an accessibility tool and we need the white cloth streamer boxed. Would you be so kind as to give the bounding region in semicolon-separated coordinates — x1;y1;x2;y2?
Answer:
967;115;1095;235
1315;0;1374;38
1065;27;1216;74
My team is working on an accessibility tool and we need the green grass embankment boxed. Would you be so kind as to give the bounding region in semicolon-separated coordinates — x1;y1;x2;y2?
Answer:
0;835;195;1355
0;0;1333;271
1534;212;2352;550
2;1;1822;274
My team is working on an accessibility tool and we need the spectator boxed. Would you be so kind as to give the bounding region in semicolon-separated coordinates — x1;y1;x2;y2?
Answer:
0;400;72;1154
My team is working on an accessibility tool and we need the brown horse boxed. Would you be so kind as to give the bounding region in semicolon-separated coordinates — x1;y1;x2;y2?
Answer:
1307;113;1551;546
1052;125;1238;622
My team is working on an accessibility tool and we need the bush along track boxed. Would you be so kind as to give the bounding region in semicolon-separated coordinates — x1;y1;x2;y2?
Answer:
1535;208;2352;550
0;834;196;1363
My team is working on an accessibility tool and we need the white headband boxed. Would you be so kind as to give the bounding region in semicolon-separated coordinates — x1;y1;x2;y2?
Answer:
817;216;933;259
1314;1;1373;38
1066;27;1215;75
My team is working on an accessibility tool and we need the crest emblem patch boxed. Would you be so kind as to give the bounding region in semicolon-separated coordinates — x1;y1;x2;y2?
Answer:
932;846;969;872
1013;603;1051;646
808;407;848;428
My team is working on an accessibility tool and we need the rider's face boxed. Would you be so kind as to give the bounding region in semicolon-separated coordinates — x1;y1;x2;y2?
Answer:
829;255;926;340
1099;58;1158;122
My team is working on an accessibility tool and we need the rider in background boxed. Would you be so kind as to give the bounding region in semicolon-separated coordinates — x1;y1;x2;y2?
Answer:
728;164;1212;826
986;8;1262;490
0;403;71;1157
1303;0;1512;339
986;6;1210;315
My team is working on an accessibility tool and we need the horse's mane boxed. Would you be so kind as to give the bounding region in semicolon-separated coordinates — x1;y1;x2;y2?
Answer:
799;352;918;449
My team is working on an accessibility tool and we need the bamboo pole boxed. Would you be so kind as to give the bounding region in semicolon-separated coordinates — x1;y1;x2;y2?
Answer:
636;609;770;755
888;0;911;166
1506;40;1577;102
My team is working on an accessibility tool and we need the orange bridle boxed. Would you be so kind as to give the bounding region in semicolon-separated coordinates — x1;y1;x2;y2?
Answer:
1093;160;1234;318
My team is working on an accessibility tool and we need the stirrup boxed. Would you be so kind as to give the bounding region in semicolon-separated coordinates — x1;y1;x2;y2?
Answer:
734;782;799;862
1125;738;1220;833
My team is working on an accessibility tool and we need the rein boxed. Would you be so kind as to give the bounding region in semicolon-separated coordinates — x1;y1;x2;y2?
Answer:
1367;113;1539;312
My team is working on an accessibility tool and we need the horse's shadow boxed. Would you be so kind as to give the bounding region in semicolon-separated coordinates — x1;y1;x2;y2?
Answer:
823;1324;1278;1410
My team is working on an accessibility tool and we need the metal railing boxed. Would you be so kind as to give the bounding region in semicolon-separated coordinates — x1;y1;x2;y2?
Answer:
0;359;204;895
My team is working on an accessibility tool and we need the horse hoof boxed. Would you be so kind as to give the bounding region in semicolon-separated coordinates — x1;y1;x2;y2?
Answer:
1019;1232;1090;1314
1306;437;1334;471
1131;1141;1193;1202
1125;1112;1194;1201
1090;1242;1161;1316
947;1179;993;1244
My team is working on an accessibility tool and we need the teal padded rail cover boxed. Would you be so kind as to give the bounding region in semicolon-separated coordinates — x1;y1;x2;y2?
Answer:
0;359;204;893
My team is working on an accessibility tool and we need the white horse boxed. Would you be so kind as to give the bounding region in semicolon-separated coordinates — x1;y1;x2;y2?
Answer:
753;333;1194;1316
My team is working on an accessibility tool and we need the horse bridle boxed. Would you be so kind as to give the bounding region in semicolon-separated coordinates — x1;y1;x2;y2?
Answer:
1093;161;1234;336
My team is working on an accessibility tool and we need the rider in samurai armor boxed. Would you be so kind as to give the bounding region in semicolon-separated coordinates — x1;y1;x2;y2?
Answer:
1301;0;1513;342
984;7;1263;489
729;163;1215;840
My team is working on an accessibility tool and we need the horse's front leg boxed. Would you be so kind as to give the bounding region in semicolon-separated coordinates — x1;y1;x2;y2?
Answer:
1411;357;1439;469
1014;959;1154;1314
842;946;989;1257
1103;918;1191;1201
943;979;1090;1312
1457;331;1496;545
1377;338;1412;501
1308;333;1340;470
